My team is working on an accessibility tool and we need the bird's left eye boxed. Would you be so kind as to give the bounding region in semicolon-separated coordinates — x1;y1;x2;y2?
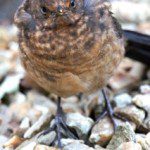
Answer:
70;0;75;7
41;7;48;15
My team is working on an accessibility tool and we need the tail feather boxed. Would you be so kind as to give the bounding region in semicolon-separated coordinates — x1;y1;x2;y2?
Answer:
124;30;150;65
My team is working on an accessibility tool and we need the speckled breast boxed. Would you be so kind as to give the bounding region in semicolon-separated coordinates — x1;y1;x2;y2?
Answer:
19;16;124;97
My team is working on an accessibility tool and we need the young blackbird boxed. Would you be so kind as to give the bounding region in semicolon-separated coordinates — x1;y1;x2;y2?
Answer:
14;0;126;148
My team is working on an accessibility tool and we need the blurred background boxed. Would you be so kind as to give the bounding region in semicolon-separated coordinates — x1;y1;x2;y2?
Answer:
0;0;150;149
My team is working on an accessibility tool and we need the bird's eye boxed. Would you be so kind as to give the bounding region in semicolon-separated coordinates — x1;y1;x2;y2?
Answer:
41;7;48;15
70;0;75;7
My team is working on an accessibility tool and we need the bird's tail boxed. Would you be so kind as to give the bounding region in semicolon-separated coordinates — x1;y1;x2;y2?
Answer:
124;30;150;65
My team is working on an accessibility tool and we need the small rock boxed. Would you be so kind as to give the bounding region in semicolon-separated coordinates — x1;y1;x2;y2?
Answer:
132;94;150;129
113;93;132;108
107;123;136;149
0;74;24;99
8;101;32;121
0;135;8;149
35;145;58;150
115;105;145;126
140;85;150;94
136;134;150;150
146;132;150;146
9;42;19;51
24;112;53;138
61;139;94;150
11;92;26;103
61;138;84;147
89;117;136;146
0;61;11;80
94;145;106;150
19;141;37;150
132;94;150;108
116;142;142;150
66;113;94;139
27;91;57;115
20;117;30;129
37;131;56;146
3;135;24;149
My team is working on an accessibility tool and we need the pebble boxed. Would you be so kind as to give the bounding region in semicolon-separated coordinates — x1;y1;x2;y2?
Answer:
20;141;37;150
0;135;8;149
140;85;150;94
132;94;150;108
35;145;58;150
115;105;145;126
66;113;94;139
89;117;136;146
106;123;136;149
113;93;132;108
61;139;94;150
8;101;32;121
116;142;142;150
24;112;53;138
0;61;11;79
20;117;30;129
136;134;150;150
0;74;24;99
3;135;24;149
37;131;56;146
11;92;26;104
27;91;57;115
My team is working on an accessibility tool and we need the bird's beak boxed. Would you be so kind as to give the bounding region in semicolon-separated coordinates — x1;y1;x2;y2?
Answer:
57;6;63;15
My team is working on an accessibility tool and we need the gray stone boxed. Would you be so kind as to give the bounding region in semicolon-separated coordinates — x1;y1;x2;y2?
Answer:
61;139;94;150
113;93;132;108
115;105;145;126
107;123;136;150
66;113;94;139
132;94;150;108
136;133;150;150
0;135;8;149
37;131;56;146
89;117;136;146
20;117;30;129
116;142;142;150
24;112;53;138
0;74;23;99
140;85;150;94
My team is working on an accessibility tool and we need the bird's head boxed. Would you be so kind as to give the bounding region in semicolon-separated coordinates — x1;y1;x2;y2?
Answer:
15;0;108;30
29;0;86;29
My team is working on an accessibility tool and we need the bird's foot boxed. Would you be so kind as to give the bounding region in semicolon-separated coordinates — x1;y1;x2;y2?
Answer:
38;97;78;149
95;89;127;130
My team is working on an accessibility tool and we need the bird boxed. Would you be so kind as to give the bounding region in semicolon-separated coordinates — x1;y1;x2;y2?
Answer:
14;0;150;148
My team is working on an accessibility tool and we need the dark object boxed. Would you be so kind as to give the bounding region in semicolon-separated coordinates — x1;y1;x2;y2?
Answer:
124;30;150;65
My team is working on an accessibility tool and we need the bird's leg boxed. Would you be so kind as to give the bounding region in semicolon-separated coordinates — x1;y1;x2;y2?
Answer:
96;89;127;130
38;97;78;149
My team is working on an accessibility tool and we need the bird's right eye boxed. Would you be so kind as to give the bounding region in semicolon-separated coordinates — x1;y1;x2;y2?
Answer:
41;7;48;15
